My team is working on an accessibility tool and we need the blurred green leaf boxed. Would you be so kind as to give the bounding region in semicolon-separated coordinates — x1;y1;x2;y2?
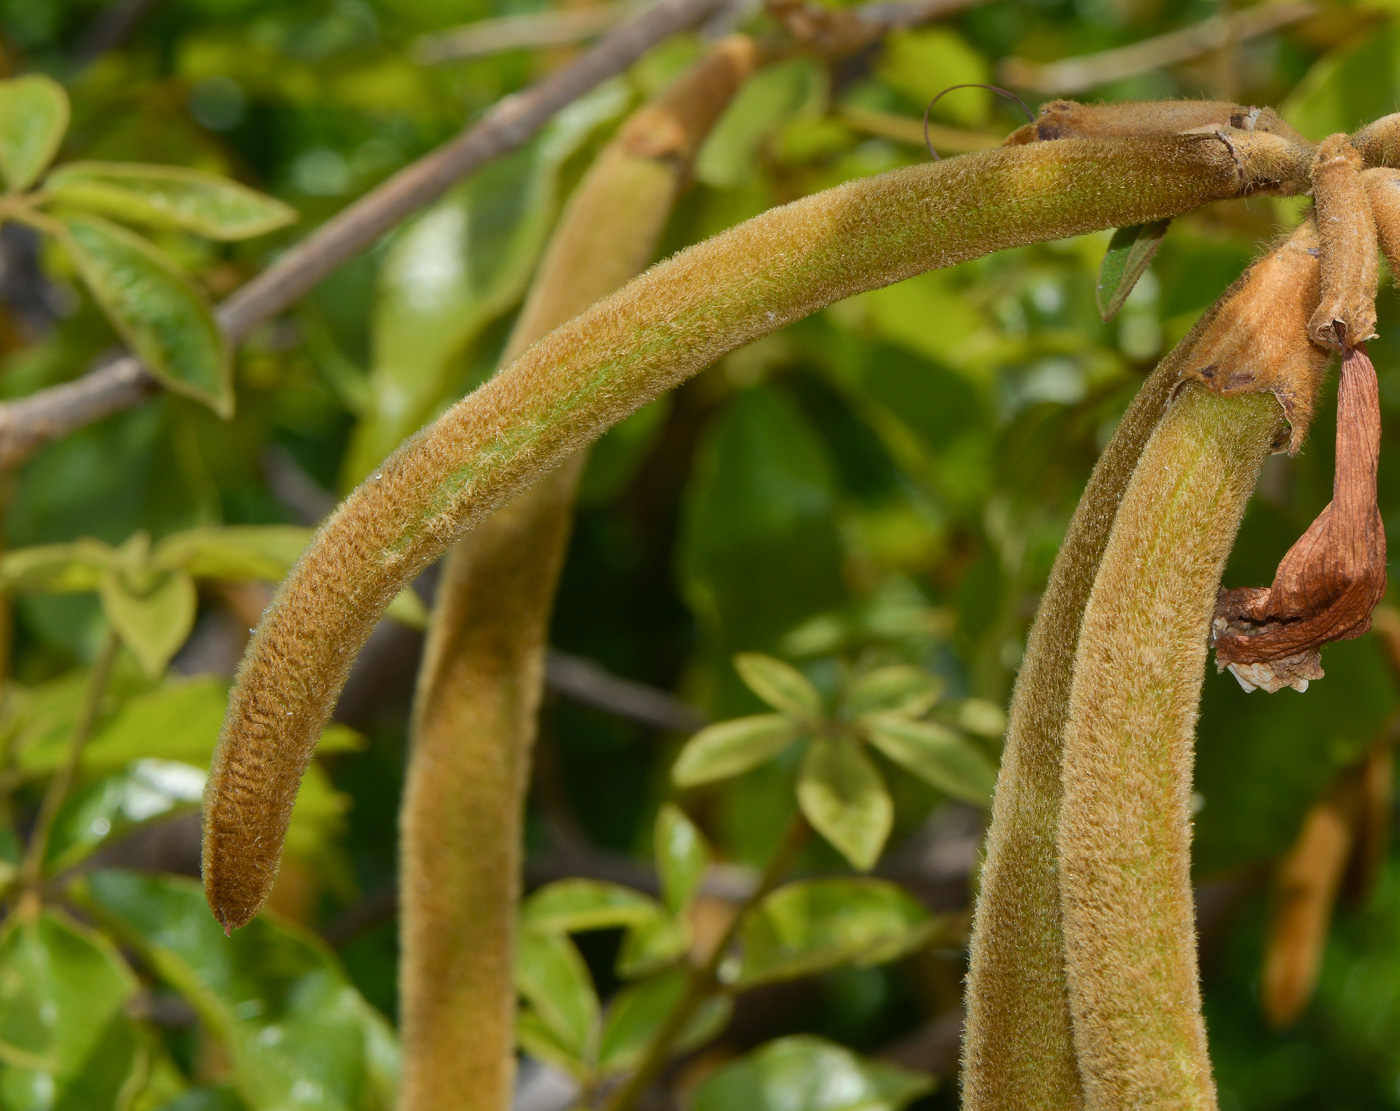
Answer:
655;803;709;915
672;715;800;788
735;653;823;719
696;60;826;188
0;539;112;593
615;914;689;980
596;969;731;1075
74;870;399;1111
515;929;598;1064
521;879;662;935
690;1036;933;1111
1283;23;1400;139
845;666;943;720
46;162;297;240
956;699;1007;738
0;75;69;192
864;717;996;805
100;568;197;677
877;28;989;124
0;909;145;1111
797;737;893;871
1097;220;1169;323
61;215;230;415
734;878;934;987
516;1008;588;1079
152;525;313;580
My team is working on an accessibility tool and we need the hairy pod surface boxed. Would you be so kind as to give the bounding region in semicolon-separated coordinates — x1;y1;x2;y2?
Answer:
203;129;1309;930
1059;386;1283;1111
1308;135;1378;348
1007;98;1307;148
398;38;756;1111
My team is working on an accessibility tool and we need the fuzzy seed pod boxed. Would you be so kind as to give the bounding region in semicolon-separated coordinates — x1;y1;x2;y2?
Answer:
1363;168;1400;275
203;129;1312;931
1308;135;1378;349
1350;113;1400;170
1007;99;1307;147
1060;385;1284;1111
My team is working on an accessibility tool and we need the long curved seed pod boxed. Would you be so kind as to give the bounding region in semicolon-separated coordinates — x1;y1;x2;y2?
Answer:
1308;135;1378;348
961;221;1320;1111
398;38;757;1111
1060;385;1285;1110
202;126;1311;931
1006;98;1307;148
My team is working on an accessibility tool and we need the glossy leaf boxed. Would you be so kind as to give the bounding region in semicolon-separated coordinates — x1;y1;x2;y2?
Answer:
596;969;731;1075
515;928;598;1062
0;909;145;1111
521;879;663;935
61;215;230;415
672;714;800;788
1096;219;1169;322
797;737;893;871
655;803;709;914
74;870;399;1111
690;1036;933;1111
0;75;69;192
846;666;943;720
734;879;935;987
0;539;112;593
864;717;997;805
615;914;689;980
99;567;198;677
735;653;823;719
46;161;297;240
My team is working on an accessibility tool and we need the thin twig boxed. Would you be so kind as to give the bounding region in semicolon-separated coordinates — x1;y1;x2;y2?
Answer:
0;0;728;469
838;105;1001;153
15;630;120;913
999;1;1315;96
414;4;635;63
545;650;707;733
602;816;809;1111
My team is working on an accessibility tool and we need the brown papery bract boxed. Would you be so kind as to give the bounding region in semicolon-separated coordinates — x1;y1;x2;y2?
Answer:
397;38;757;1111
1308;135;1378;349
203;128;1312;931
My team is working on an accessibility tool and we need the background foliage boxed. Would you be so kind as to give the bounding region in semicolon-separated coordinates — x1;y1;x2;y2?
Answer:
2;0;1400;1108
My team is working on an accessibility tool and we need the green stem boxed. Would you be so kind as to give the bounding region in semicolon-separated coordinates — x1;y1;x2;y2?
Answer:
1058;387;1283;1110
203;127;1312;931
16;630;120;912
603;816;809;1111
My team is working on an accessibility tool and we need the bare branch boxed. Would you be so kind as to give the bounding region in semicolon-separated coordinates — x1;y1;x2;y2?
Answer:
1000;1;1315;96
0;0;727;468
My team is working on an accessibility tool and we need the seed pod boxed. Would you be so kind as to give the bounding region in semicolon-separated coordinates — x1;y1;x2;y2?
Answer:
1007;98;1306;147
1308;135;1378;349
1350;113;1400;169
1363;167;1400;274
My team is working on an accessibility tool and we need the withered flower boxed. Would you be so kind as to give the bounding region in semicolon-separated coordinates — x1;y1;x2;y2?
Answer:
1212;333;1387;692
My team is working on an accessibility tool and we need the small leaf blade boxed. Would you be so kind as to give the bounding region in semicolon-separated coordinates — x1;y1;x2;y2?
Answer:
846;666;943;720
0;75;69;191
61;214;231;415
865;717;997;805
99;568;197;677
735;653;823;718
515;928;599;1060
672;714;800;787
796;737;892;871
1097;218;1169;322
521;879;662;935
655;803;709;914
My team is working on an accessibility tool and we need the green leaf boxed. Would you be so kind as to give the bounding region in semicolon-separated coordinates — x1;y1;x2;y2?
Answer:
734;653;823;719
0;539;113;593
796;737;893;871
515;928;598;1062
73;870;399;1111
672;715;800;788
1097;219;1169;322
734;879;935;987
45;161;297;240
655;803;709;914
153;525;313;580
516;1007;589;1079
690;1036;933;1111
0;75;69;192
616;914;689;980
956;698;1007;738
846;666;943;720
696;60;826;188
0;909;145;1110
61;214;230;415
596;969;731;1075
45;758;205;873
99;567;197;677
864;717;997;805
521;879;663;935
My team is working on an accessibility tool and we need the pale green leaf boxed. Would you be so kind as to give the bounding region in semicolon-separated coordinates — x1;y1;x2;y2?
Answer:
735;653;823;719
153;525;313;580
733;879;935;987
691;1036;933;1111
797;737;892;871
655;803;709;914
46;161;297;240
616;914;688;980
957;698;1008;738
522;879;663;935
99;567;197;677
0;909;144;1110
597;969;731;1075
1097;219;1169;322
0;75;69;192
517;1007;590;1079
865;717;997;805
846;666;943;720
515;928;598;1061
672;715;800;787
61;214;230;415
0;539;113;593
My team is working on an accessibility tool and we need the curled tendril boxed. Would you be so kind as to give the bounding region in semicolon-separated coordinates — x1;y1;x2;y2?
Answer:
924;83;1034;160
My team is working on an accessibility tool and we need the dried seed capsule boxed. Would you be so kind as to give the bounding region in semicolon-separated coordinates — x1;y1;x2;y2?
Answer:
1006;98;1306;146
1308;134;1378;349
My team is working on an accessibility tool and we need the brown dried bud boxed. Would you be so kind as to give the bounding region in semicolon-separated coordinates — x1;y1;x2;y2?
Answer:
1006;98;1306;145
1212;339;1387;690
1308;135;1378;349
